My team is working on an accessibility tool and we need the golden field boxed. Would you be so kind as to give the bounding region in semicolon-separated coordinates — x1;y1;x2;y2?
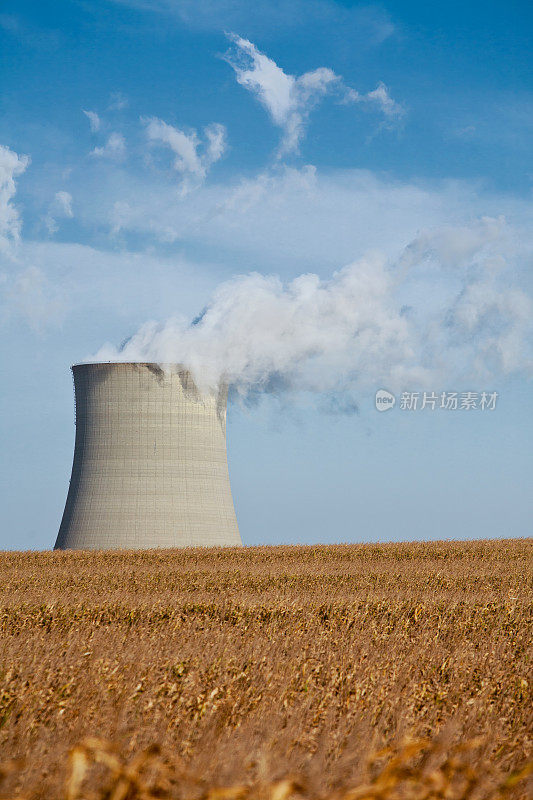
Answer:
0;539;531;799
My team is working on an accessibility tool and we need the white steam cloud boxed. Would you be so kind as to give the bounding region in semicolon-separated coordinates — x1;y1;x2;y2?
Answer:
93;217;532;404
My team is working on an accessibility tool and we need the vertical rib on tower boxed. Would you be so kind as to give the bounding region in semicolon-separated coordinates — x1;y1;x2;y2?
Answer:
55;363;241;550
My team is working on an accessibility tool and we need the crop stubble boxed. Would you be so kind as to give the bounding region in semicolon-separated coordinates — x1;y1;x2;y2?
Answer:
0;539;531;798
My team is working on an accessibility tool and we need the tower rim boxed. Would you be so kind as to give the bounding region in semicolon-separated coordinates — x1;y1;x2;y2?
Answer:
71;361;186;369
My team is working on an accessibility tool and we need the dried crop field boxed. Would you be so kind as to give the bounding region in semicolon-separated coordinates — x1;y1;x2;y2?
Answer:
0;539;531;799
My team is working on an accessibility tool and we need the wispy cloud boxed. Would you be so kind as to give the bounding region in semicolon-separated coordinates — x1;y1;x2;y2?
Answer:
223;34;404;155
1;238;216;334
107;1;395;45
55;190;73;218
108;91;128;111
3;265;65;331
91;132;126;160
0;144;30;254
83;109;101;133
143;117;226;183
0;147;65;329
344;81;405;119
104;164;516;273
43;190;74;235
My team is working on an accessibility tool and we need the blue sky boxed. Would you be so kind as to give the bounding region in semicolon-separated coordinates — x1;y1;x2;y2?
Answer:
0;0;532;549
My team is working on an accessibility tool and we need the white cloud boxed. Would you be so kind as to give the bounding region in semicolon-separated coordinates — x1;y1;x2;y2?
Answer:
108;92;128;111
0;238;218;335
0;152;67;328
43;190;74;235
224;35;335;155
1;265;65;331
91;132;126;159
97;165;531;280
143;117;227;182
345;81;405;119
0;144;30;254
145;118;203;176
224;34;403;155
205;123;227;165
54;190;73;218
83;109;101;133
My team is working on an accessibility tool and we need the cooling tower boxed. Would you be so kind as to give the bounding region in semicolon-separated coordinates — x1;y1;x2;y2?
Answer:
55;363;242;550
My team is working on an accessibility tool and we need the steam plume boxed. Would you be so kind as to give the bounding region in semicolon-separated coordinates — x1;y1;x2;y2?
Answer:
93;218;532;405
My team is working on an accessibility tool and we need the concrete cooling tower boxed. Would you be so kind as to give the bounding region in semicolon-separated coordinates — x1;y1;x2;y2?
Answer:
55;363;242;550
